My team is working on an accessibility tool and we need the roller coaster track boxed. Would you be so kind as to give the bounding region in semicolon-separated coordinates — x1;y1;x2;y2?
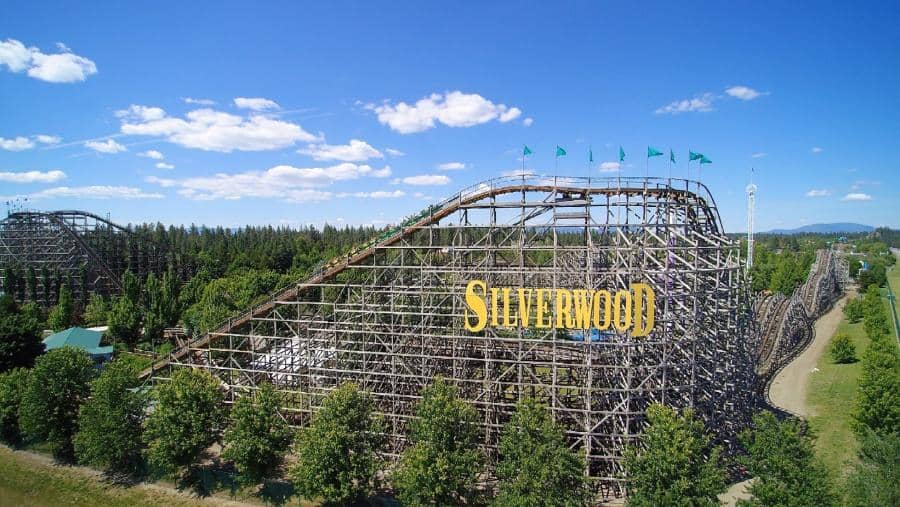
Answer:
754;248;843;381
139;175;724;380
0;209;155;304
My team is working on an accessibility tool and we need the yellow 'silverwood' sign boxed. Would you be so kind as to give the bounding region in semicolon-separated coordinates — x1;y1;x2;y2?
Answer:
464;281;655;337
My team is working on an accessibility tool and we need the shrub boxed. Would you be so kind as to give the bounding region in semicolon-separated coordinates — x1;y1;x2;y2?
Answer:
74;358;147;474
291;383;385;505
843;297;865;323
494;398;589;507
0;368;30;444
393;378;483;507
143;368;225;475
853;337;900;436
18;347;97;460
829;333;857;364
222;383;293;484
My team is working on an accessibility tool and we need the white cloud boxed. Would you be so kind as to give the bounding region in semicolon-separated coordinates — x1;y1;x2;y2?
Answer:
367;91;523;134
841;192;872;201
0;136;35;151
234;97;280;111
298;139;383;162
523;117;534;127
138;149;164;159
184;97;216;106
119;106;319;152
655;93;716;115
155;162;175;170
751;152;767;159
145;175;176;187
0;38;97;83
437;162;465;171
0;170;66;183
85;139;127;153
336;190;406;199
402;174;451;186
805;189;831;197
20;186;162;200
145;162;390;201
0;134;62;151
599;161;621;172
725;86;766;100
385;148;405;157
811;146;823;153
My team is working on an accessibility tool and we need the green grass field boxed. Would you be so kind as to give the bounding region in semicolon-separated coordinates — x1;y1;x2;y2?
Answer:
807;253;900;482
0;446;218;507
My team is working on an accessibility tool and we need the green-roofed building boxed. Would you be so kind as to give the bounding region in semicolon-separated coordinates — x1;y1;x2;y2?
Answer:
42;327;114;364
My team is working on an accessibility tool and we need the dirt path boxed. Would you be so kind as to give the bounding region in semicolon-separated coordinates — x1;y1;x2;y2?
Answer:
767;293;850;417
720;291;851;506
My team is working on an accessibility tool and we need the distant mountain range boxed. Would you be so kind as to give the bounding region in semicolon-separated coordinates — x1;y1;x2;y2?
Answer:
765;223;874;234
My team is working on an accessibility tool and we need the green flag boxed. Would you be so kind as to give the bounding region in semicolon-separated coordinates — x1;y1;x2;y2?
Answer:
669;149;676;163
700;155;712;165
556;145;566;157
647;146;663;158
619;146;626;162
523;145;533;156
689;151;702;161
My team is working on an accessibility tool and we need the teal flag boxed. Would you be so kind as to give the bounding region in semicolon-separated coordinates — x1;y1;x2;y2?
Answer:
556;145;566;157
647;146;663;158
700;155;712;165
689;151;703;161
589;148;593;163
523;145;533;156
669;149;676;163
619;146;626;162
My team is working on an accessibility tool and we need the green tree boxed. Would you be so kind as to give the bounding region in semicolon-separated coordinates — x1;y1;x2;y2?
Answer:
19;347;97;460
623;404;726;507
0;295;44;372
0;368;30;444
494;398;589;507
393;378;484;507
143;272;165;342
844;429;900;507
843;297;865;323
828;333;857;364
26;267;37;302
74;358;147;474
47;285;76;331
143;368;225;475
107;295;142;348
853;336;900;436
82;293;109;327
291;383;385;505
222;383;293;484
738;411;837;507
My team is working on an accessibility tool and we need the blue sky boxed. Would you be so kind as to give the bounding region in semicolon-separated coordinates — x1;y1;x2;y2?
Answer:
1;1;898;232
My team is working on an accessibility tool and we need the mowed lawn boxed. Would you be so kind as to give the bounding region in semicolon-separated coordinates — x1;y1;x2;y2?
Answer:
807;255;900;481
0;446;250;507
